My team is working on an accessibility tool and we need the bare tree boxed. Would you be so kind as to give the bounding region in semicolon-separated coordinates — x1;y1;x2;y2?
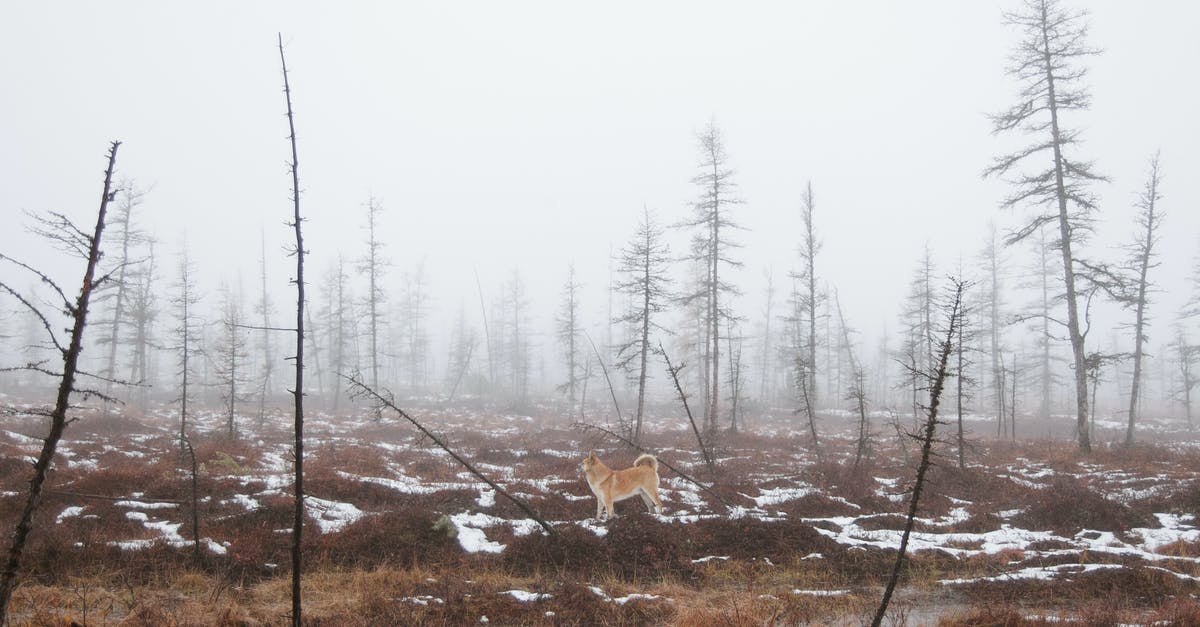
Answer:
556;264;583;421
613;207;671;441
793;180;821;411
979;227;1009;436
834;291;869;469
319;256;353;411
0;141;121;620
277;33;307;627
358;194;388;391
445;304;478;402
96;182;147;405
872;278;965;627
1120;154;1164;447
255;230;276;423
399;259;430;393
678;120;744;432
986;0;1105;453
126;238;158;409
1169;325;1198;429
214;283;251;438
170;244;202;448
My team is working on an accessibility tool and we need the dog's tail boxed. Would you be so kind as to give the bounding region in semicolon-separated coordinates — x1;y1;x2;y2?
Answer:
633;453;658;472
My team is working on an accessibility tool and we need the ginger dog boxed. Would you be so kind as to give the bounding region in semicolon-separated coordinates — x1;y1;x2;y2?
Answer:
581;451;663;519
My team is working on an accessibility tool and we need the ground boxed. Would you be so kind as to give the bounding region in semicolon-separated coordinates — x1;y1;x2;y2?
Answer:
1;395;1199;625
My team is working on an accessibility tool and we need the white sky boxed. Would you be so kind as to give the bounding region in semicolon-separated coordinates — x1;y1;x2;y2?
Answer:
2;1;1198;360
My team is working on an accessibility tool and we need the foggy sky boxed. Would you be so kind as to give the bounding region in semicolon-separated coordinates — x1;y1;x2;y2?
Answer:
2;1;1198;364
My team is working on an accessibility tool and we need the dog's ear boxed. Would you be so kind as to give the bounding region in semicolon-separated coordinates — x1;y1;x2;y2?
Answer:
588;450;596;459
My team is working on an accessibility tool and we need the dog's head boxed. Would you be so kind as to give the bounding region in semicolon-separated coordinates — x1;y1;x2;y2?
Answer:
580;450;598;474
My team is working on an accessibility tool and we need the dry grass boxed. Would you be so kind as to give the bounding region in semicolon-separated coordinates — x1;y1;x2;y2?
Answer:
3;404;1200;624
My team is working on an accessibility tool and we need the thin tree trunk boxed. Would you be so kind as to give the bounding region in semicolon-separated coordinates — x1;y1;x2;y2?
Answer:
278;34;306;627
0;141;120;622
872;280;963;627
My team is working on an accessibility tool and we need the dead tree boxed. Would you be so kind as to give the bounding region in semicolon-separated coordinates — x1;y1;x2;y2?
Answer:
1121;154;1164;447
872;278;965;627
278;33;307;627
556;264;583;422
97;182;147;405
170;245;202;449
792;180;821;410
255;230;275;424
0;141;121;622
358;195;388;391
126;238;158;410
214;284;251;438
986;0;1106;453
1170;326;1199;429
613;207;671;442
677;121;744;432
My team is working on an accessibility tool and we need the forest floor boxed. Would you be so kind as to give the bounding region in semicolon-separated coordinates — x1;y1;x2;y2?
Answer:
1;393;1199;625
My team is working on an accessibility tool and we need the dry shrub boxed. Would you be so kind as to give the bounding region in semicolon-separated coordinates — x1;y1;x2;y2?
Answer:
959;564;1190;606
773;493;862;518
503;524;605;576
309;507;461;569
686;516;836;561
602;513;689;580
1015;476;1154;535
937;604;1050;626
804;460;890;511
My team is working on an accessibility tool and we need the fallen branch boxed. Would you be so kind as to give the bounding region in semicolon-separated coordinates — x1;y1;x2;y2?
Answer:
573;421;736;511
344;374;555;536
659;342;715;475
584;331;625;437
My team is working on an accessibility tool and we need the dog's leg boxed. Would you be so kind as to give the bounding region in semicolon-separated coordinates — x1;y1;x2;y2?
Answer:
639;490;655;512
604;494;616;518
647;486;664;515
596;498;604;519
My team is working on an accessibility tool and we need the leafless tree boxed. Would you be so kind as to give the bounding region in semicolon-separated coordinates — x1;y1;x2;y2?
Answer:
319;256;353;411
126;238;158;410
358;195;388;392
445;304;478;402
979;228;1010;436
213;283;251;438
170;244;202;448
678;120;744;432
255;230;276;424
834;292;869;469
1169;325;1198;429
792;180;821;411
0;141;121;621
278;33;308;627
1120;154;1164;447
872;278;965;627
398;259;430;393
613;207;671;442
556;264;583;421
96;182;148;406
986;0;1106;453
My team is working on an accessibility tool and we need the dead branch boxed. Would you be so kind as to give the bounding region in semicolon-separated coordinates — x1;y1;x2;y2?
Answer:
345;373;556;536
659;341;716;475
583;331;625;435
